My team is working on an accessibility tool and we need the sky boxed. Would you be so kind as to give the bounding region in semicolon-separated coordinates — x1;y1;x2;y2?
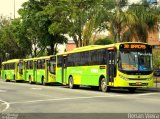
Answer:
0;0;142;19
0;0;28;18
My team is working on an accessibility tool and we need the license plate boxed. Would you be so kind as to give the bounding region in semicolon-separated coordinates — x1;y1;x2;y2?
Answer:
136;82;142;85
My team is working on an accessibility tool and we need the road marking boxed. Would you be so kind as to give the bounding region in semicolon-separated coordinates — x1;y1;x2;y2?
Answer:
0;90;6;93
0;100;10;113
9;94;124;104
31;88;42;90
132;92;159;96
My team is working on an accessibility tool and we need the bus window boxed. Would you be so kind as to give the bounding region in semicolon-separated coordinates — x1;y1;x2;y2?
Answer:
19;62;23;74
49;60;56;74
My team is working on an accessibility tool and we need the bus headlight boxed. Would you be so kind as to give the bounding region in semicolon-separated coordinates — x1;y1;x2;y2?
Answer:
119;74;128;80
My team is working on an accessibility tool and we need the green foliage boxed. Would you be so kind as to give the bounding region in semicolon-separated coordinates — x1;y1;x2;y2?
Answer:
153;49;160;68
125;0;159;42
0;16;27;62
94;37;114;45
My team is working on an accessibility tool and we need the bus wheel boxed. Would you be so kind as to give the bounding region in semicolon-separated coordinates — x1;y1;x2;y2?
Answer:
69;77;75;89
69;77;79;89
41;77;46;86
128;88;136;93
13;75;17;83
100;78;110;92
5;75;9;82
29;76;32;84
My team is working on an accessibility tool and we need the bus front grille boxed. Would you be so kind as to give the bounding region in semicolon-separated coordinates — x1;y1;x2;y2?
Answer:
128;78;148;80
129;83;148;86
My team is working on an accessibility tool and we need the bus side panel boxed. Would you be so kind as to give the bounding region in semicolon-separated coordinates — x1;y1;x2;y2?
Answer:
56;67;62;83
66;66;106;86
27;70;34;82
66;67;82;85
48;72;56;83
36;69;45;83
5;70;15;80
88;66;106;86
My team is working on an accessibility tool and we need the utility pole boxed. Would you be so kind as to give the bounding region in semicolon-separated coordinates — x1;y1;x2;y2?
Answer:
14;0;15;19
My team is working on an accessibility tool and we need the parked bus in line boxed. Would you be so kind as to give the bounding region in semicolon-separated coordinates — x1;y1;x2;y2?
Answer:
56;42;153;92
23;55;56;85
1;59;23;82
23;58;35;84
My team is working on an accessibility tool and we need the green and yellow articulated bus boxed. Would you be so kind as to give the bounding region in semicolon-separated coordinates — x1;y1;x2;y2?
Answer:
23;55;56;85
1;59;23;82
56;42;153;92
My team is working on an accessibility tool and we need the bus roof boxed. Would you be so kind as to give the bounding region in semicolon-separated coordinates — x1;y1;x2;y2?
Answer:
23;55;56;61
2;59;22;64
57;42;150;55
57;44;115;55
33;55;55;61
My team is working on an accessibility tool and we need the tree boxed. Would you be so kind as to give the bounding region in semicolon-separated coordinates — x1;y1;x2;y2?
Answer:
19;0;68;56
47;0;99;47
94;37;114;45
0;16;27;62
10;18;32;57
122;0;160;42
38;0;68;55
18;0;43;57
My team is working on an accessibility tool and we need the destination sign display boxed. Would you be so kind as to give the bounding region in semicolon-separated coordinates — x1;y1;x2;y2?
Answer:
120;44;151;50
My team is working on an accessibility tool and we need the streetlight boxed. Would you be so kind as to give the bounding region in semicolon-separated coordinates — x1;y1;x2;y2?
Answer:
14;0;15;18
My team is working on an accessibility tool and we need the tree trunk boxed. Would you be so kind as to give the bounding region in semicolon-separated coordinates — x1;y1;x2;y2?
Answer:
73;35;79;48
34;47;37;57
50;43;54;55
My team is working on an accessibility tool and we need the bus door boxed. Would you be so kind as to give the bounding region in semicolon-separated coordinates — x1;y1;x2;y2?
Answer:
34;61;37;82
18;61;23;75
15;63;18;80
24;62;27;81
107;49;116;85
61;55;67;84
45;60;49;82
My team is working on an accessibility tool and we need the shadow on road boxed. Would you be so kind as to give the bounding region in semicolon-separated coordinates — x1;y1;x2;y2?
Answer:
62;85;160;94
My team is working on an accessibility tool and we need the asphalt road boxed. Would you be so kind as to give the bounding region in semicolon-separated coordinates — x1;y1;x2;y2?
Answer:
0;79;160;116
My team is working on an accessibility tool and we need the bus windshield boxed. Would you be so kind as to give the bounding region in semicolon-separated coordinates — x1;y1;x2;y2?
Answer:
119;50;152;71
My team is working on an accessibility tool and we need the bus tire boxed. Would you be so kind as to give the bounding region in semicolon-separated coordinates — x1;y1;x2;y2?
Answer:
13;75;17;83
128;88;136;93
4;75;9;82
69;77;79;89
100;78;110;92
68;77;74;89
29;76;32;84
41;77;46;86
